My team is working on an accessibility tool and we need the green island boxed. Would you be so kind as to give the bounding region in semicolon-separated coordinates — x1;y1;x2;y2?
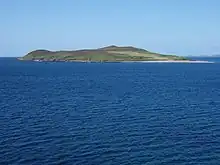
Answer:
19;45;190;62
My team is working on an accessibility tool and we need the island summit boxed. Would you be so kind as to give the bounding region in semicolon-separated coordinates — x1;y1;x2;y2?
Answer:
19;45;189;62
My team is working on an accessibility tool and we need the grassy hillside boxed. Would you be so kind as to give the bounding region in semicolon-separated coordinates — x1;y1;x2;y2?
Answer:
20;45;189;62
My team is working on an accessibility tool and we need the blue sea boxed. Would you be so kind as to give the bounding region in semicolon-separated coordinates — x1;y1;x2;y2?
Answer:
0;57;220;165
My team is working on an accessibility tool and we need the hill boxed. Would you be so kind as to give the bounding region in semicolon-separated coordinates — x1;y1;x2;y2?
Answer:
19;45;189;62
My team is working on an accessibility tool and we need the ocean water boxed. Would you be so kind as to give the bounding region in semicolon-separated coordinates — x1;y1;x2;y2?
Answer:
0;58;220;165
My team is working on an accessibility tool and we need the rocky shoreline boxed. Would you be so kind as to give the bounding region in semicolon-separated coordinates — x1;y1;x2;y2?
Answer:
18;58;213;63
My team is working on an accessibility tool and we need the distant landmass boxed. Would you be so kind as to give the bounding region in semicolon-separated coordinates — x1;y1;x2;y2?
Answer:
209;54;220;57
19;45;189;62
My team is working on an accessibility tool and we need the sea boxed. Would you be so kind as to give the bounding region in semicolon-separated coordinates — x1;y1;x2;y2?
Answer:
0;57;220;165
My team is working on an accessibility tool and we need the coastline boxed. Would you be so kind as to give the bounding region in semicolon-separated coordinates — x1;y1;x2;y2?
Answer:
18;58;214;63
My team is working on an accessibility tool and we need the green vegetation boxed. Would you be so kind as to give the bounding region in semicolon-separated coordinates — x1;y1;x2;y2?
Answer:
20;45;189;62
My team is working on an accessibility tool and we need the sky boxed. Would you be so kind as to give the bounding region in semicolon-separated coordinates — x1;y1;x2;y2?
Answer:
1;0;220;57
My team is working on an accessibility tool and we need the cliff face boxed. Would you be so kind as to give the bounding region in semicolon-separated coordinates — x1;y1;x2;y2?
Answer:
20;46;188;62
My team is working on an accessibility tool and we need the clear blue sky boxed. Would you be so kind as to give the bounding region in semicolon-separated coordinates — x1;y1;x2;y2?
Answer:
1;0;220;57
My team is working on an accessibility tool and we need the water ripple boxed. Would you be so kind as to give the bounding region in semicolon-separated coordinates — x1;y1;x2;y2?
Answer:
1;59;220;164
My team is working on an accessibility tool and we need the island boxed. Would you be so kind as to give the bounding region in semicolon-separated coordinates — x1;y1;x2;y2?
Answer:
19;45;194;62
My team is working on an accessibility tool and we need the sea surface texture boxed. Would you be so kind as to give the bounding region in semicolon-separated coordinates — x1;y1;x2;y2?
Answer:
0;58;220;165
